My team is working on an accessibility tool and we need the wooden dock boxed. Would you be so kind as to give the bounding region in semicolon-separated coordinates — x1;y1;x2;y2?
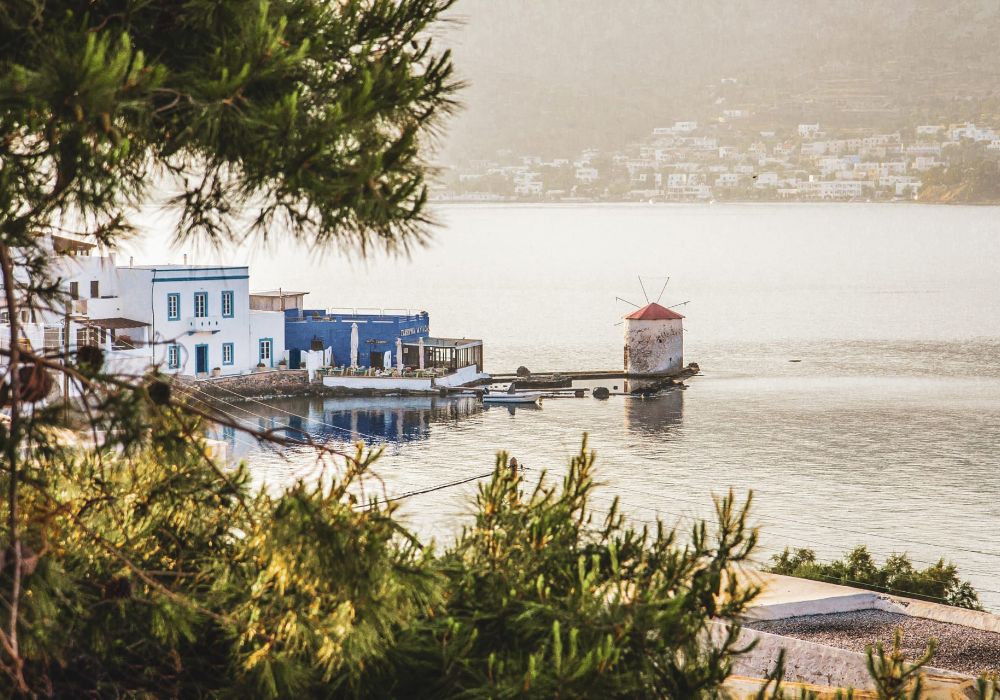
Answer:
489;366;698;382
489;370;631;382
481;364;701;395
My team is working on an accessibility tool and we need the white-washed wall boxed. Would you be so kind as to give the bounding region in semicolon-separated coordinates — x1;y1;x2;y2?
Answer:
623;317;683;374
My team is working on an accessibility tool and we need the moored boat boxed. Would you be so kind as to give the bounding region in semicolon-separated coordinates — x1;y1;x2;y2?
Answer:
482;392;542;405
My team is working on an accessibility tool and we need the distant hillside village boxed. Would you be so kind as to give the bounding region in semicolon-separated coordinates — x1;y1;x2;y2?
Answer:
439;117;1000;204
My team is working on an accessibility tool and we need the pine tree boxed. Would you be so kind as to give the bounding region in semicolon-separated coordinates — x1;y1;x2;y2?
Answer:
0;1;456;693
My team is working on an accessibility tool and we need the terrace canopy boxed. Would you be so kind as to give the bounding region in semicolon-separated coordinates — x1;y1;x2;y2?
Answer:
402;337;482;372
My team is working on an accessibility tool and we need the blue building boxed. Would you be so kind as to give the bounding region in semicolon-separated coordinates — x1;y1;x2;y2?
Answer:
252;291;482;372
284;307;430;368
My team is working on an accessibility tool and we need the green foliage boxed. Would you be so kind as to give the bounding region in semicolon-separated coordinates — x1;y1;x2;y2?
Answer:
918;146;1000;203
766;545;982;610
0;425;772;698
0;0;458;256
864;630;936;700
5;398;441;697
360;439;764;699
975;675;1000;700
0;1;457;688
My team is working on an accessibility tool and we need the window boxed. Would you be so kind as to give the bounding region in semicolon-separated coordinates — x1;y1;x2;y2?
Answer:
76;326;100;348
90;280;100;298
194;292;207;318
167;344;180;369
69;281;79;300
221;290;234;318
167;293;180;321
258;338;272;366
222;342;234;365
43;326;63;351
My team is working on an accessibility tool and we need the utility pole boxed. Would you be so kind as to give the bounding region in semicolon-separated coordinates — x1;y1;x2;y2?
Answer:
63;303;70;418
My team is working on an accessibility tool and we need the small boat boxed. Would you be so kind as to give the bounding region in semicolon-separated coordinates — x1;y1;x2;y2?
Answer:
482;392;543;405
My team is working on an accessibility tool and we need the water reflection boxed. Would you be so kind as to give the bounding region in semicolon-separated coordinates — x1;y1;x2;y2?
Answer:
623;389;684;437
483;402;543;417
212;395;484;456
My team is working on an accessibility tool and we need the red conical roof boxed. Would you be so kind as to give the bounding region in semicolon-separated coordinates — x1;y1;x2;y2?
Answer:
624;302;684;321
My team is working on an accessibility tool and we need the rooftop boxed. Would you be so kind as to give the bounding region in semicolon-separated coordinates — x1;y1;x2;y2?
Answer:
127;265;249;272
403;337;482;348
85;317;150;330
251;290;308;298
624;302;685;321
52;234;96;254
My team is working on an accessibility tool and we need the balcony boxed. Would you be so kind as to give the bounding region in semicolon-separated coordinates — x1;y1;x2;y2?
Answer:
186;316;224;334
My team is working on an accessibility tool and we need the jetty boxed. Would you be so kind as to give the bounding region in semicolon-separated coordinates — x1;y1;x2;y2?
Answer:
485;363;700;395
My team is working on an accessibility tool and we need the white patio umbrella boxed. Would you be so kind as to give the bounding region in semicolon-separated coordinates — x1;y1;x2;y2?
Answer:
395;337;403;371
383;350;391;370
418;337;425;370
350;322;359;367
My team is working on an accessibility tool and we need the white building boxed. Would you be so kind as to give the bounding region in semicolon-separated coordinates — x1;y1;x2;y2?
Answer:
514;180;543;196
575;167;599;184
623;302;684;375
0;236;132;371
798;123;821;138
116;265;284;376
1;240;285;384
815;180;871;199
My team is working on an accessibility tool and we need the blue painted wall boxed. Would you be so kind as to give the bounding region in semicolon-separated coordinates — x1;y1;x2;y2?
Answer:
284;309;430;367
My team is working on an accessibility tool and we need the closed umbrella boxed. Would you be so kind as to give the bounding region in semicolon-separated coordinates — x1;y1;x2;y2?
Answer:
418;337;425;370
396;337;403;371
383;350;392;370
350;323;359;367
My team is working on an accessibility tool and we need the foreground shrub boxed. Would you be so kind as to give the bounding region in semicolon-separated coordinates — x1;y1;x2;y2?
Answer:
767;545;982;610
2;415;772;697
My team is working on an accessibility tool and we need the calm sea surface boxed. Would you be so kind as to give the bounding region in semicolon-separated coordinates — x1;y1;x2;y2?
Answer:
134;204;1000;610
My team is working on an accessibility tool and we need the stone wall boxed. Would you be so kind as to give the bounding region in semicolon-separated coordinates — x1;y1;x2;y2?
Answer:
179;369;313;401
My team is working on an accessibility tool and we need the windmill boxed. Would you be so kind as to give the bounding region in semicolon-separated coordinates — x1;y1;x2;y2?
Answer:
618;275;688;378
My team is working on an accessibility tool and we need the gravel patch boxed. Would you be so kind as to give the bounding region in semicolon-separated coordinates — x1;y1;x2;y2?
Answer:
745;610;1000;676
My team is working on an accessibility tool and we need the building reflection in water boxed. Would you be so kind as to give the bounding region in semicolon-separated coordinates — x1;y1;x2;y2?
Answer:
622;388;684;437
214;395;484;457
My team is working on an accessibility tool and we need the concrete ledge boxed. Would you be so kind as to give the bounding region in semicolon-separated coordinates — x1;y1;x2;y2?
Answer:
746;592;879;621
746;572;1000;633
322;375;434;391
875;595;1000;634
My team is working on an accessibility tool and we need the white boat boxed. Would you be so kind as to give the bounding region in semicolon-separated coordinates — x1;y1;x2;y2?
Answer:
482;392;543;405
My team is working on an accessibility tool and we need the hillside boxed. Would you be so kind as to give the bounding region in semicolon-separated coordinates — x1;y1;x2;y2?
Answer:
437;0;1000;163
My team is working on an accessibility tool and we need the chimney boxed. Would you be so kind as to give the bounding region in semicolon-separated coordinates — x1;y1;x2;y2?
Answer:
129;256;133;268
183;253;188;266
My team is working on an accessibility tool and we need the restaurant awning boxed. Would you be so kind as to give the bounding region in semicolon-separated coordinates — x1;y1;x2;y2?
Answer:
86;317;150;330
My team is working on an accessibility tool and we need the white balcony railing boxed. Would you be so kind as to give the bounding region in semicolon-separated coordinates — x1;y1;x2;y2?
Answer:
186;316;224;333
